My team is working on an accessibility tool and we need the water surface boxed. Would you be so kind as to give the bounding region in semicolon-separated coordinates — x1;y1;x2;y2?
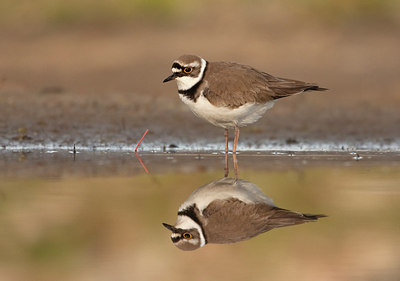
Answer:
0;151;399;281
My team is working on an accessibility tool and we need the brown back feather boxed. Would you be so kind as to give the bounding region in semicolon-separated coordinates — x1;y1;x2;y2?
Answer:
202;198;325;244
203;61;326;108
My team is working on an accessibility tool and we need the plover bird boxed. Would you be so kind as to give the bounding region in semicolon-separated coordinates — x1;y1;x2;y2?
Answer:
163;55;326;177
163;177;326;251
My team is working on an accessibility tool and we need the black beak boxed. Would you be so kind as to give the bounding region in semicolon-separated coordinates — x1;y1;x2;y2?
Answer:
163;73;177;83
162;223;176;231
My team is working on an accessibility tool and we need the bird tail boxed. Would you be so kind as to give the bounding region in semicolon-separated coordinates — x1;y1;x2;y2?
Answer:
304;85;328;92
267;207;327;229
302;213;327;220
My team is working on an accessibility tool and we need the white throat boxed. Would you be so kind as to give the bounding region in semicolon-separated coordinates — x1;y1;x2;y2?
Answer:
176;58;207;91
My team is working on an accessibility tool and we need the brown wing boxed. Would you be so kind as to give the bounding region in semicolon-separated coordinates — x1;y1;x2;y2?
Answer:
202;198;324;244
203;61;325;108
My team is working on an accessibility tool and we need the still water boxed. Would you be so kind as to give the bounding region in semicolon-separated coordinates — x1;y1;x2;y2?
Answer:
0;151;399;281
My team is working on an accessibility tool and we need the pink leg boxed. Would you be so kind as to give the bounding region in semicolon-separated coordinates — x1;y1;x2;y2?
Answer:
233;126;240;180
224;128;229;177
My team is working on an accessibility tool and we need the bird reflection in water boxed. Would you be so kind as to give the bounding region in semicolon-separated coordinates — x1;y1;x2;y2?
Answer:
163;178;326;251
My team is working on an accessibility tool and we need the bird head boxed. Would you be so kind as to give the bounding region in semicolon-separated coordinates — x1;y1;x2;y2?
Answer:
162;223;203;251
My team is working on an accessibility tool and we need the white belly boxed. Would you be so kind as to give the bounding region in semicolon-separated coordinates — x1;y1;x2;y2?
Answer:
179;178;276;214
179;94;274;128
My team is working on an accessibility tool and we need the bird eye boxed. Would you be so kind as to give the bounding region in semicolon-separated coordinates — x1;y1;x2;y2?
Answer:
182;232;192;239
183;67;193;74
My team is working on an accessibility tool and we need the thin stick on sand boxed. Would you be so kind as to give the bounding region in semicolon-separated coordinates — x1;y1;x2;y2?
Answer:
135;129;149;152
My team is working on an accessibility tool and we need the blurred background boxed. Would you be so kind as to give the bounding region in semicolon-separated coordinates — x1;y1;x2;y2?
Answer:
0;0;399;149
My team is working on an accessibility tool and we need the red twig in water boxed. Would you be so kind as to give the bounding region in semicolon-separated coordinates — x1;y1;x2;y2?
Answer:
135;129;149;152
135;152;149;173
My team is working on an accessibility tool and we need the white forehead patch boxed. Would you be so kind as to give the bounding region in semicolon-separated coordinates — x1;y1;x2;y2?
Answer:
171;233;180;238
172;60;200;71
188;61;200;67
187;239;199;245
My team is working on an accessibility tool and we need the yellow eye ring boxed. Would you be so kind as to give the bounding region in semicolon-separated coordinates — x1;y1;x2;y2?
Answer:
183;67;193;74
182;232;192;239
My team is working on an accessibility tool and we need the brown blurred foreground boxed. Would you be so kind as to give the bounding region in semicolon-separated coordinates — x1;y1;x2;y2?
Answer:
0;155;399;281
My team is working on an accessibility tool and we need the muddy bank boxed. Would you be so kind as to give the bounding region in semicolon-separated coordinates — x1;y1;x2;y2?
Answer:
1;90;399;151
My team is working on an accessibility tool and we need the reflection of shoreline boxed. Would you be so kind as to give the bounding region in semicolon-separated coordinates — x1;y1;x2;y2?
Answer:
164;177;326;251
2;151;398;178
